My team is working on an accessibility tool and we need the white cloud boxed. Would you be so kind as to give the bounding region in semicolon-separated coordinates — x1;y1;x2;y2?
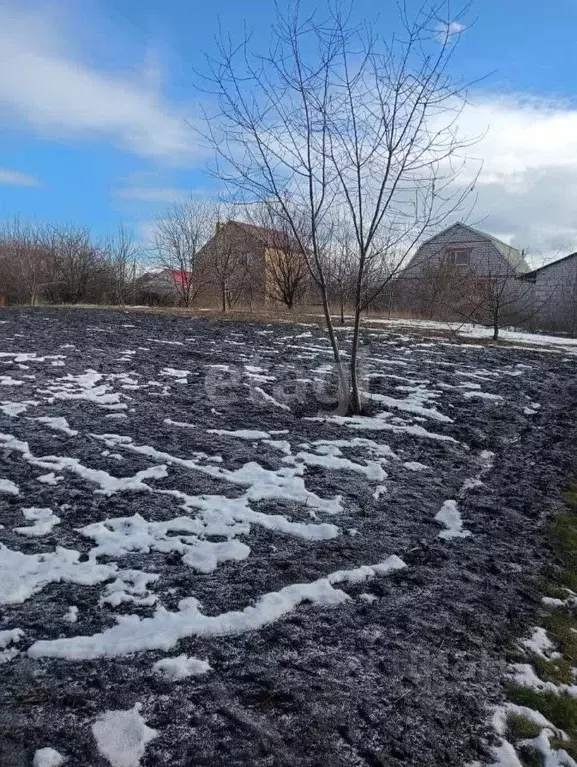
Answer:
0;168;39;187
453;94;577;262
436;20;465;42
0;5;195;162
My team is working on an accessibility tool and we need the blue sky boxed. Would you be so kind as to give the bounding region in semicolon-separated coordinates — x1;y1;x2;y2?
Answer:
1;0;577;263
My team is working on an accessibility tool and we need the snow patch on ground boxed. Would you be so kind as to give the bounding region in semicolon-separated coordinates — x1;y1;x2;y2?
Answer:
153;654;211;680
14;507;61;537
435;500;471;540
0;477;19;495
28;555;406;659
0;545;117;605
92;704;157;767
0;627;24;663
33;747;66;767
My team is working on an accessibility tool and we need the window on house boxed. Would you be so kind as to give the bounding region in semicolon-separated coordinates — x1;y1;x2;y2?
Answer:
446;248;471;267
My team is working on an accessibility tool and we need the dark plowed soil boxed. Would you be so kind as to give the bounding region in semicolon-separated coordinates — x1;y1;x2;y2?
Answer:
1;307;576;767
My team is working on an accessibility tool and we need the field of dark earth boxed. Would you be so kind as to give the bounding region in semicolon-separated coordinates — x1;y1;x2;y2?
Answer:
1;307;576;767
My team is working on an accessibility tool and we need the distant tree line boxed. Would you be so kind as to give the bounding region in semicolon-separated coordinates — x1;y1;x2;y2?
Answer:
0;218;139;306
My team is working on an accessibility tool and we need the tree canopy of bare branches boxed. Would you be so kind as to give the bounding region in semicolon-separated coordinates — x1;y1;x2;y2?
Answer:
150;198;214;306
202;0;478;413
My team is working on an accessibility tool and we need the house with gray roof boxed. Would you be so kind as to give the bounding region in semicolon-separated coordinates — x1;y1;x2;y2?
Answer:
398;222;531;321
403;222;530;276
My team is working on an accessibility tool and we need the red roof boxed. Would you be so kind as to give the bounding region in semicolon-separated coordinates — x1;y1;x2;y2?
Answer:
167;270;191;287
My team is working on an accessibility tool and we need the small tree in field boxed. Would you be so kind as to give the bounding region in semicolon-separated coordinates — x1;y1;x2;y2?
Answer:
455;260;537;340
203;0;477;413
151;198;211;306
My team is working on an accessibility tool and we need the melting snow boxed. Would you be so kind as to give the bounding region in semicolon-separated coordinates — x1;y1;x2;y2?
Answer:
33;748;66;767
435;500;471;539
28;555;406;659
0;545;117;605
92;704;157;767
14;507;61;537
32;416;78;436
153;654;211;680
0;478;19;495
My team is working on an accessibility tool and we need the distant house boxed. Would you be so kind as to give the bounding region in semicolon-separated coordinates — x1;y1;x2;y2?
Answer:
194;220;309;310
404;222;530;277
137;269;192;305
398;222;531;320
521;252;577;334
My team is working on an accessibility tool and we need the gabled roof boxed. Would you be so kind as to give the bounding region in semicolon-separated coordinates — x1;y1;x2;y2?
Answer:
523;251;577;278
220;220;305;253
419;222;531;273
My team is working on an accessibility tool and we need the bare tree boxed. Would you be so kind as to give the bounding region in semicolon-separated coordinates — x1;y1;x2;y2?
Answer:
248;206;308;311
104;224;139;305
0;219;59;305
324;220;357;325
210;226;249;312
203;0;477;413
151;198;212;306
449;258;539;340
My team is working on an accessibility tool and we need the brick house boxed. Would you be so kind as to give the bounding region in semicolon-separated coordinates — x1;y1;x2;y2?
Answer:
194;220;309;310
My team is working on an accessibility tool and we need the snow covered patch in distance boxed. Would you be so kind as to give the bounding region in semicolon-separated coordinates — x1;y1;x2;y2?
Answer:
41;370;127;410
292;446;387;481
0;478;19;495
37;473;64;485
0;375;24;386
403;462;428;471
99;569;160;607
0;431;168;495
519;627;560;660
33;747;66;767
163;418;196;428
0;545;117;605
161;367;190;384
311;414;457;443
359;593;378;603
14;507;61;537
462;390;504;402
367;392;453;423
91;433;343;514
435;500;471;539
28;556;406;659
92;704;157;767
208;428;272;440
32;417;78;436
251;386;290;411
0;401;28;416
81;514;251;575
0;628;24;663
63;606;78;623
153;654;211;680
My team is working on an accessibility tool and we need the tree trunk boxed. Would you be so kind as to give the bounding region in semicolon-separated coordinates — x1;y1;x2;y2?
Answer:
349;305;363;415
340;298;345;326
221;282;227;313
319;281;349;414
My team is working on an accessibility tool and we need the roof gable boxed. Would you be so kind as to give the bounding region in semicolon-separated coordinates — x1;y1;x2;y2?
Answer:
416;222;530;273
